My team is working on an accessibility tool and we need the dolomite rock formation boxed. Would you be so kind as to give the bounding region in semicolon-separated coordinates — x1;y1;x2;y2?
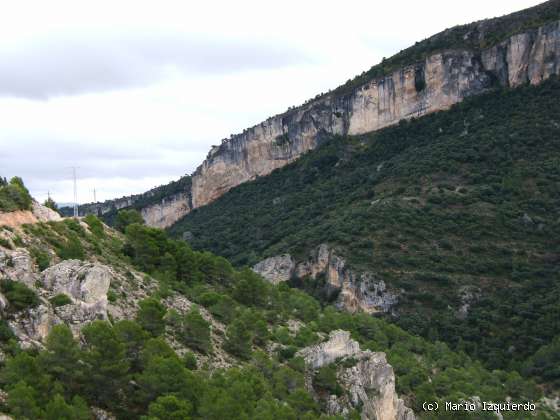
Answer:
140;192;191;228
6;260;113;345
68;181;192;229
190;21;560;209
40;260;112;306
252;254;295;284
253;244;397;314
31;201;62;223
297;330;415;420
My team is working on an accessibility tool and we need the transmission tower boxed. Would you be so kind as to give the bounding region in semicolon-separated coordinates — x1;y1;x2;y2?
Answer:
70;167;79;217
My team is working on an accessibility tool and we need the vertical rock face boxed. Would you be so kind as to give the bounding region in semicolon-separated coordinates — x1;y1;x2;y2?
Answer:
191;21;560;209
297;330;415;420
140;192;191;229
482;21;560;87
63;178;192;229
253;244;397;314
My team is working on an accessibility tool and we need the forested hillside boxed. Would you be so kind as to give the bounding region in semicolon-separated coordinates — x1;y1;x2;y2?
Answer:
0;208;551;419
170;78;560;389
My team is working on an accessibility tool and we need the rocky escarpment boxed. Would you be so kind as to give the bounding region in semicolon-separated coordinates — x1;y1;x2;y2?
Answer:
61;177;192;229
69;16;560;226
253;244;397;314
191;20;560;209
297;330;415;420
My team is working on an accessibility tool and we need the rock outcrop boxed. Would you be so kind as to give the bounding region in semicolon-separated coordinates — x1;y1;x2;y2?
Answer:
0;201;61;228
6;260;113;346
191;21;560;209
253;244;397;314
140;192;191;229
63;178;192;229
297;330;415;420
252;254;295;285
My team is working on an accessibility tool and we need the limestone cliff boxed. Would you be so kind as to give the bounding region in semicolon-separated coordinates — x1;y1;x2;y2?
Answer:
61;177;192;229
70;12;560;227
253;244;398;314
297;330;415;420
191;20;560;209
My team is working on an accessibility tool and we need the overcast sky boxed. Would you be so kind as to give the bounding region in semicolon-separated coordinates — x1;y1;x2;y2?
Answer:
0;0;543;204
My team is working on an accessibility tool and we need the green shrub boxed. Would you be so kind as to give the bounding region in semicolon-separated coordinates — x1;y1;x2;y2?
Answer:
84;215;105;238
314;365;342;396
56;234;85;261
0;279;39;311
50;293;73;307
183;352;198;370
63;219;86;237
12;236;23;247
115;209;144;233
175;307;212;354
30;247;51;271
0;177;32;211
0;319;15;342
0;237;12;249
107;290;118;303
136;298;167;337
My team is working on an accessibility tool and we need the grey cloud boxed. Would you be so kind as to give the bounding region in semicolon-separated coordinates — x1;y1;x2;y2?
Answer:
0;33;311;99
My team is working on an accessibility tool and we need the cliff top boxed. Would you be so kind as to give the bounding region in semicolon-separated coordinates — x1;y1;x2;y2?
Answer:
204;0;560;160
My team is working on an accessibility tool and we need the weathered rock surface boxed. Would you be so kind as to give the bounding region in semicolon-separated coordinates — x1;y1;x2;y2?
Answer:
5;260;114;345
191;21;560;209
2;249;36;288
253;244;398;314
32;201;62;222
40;260;112;305
252;254;295;284
141;192;191;229
297;330;361;369
68;180;192;229
297;330;415;420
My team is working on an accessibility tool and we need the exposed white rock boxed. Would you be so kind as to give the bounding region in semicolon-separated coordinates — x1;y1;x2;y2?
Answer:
297;330;415;420
252;254;295;284
31;201;62;222
9;304;57;348
297;330;360;369
253;244;398;314
141;192;191;229
0;292;8;313
41;260;112;305
3;249;36;288
5;260;114;344
191;22;560;210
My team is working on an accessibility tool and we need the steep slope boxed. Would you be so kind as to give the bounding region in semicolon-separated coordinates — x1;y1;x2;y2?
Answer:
0;200;554;418
75;0;560;227
170;78;560;389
